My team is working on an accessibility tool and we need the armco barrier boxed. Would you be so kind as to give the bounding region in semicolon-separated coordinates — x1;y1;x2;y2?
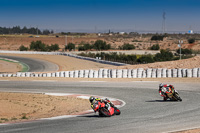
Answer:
1;68;200;78
0;50;127;66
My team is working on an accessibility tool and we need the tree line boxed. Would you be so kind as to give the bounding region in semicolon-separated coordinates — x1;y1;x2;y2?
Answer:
0;26;53;35
65;40;136;51
19;41;59;51
78;49;193;64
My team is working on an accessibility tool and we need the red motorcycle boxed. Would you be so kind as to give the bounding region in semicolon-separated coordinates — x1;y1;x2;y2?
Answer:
92;99;121;117
164;87;182;101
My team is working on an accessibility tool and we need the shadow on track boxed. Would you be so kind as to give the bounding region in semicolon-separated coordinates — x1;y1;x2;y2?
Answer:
146;100;180;102
78;115;99;118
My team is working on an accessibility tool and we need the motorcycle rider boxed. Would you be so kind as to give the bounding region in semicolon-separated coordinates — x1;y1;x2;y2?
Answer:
159;83;175;101
89;96;114;112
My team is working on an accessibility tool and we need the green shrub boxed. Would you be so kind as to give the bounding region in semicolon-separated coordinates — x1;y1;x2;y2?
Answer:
176;48;192;55
78;43;92;51
188;38;195;44
19;45;28;51
65;43;75;51
150;44;160;50
93;40;111;50
137;54;154;63
154;49;174;61
30;41;47;51
151;35;164;41
47;44;60;51
21;113;28;119
119;43;135;50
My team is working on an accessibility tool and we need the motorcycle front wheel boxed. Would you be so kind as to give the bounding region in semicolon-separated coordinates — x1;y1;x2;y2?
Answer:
114;107;121;115
174;93;182;101
99;108;111;117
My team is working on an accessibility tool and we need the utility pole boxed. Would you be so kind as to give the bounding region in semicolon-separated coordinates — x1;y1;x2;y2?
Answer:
162;11;166;34
178;40;183;60
65;35;67;51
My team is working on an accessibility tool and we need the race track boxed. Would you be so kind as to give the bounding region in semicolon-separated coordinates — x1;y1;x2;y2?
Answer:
0;55;58;72
0;81;200;133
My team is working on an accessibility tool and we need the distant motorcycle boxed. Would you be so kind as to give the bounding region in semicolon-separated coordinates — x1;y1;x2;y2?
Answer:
164;87;182;101
93;99;121;117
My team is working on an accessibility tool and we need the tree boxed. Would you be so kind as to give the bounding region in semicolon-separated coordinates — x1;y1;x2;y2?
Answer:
93;40;110;50
43;29;51;35
65;43;75;51
30;41;47;51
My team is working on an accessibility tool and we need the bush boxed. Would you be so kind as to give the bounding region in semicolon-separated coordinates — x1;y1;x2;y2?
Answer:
188;38;195;44
150;44;160;50
65;43;75;51
119;43;135;50
151;35;164;41
47;44;60;51
137;54;154;63
19;45;28;51
154;49;174;61
176;48;192;55
78;43;92;51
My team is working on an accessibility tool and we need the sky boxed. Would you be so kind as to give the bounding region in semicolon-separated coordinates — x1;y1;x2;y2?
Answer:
0;0;200;33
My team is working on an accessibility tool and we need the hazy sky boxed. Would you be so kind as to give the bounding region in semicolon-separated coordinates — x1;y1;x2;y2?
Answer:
0;0;200;33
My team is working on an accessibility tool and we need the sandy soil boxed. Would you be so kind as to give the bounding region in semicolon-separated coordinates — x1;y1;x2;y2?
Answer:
0;92;91;123
173;129;200;133
0;60;22;73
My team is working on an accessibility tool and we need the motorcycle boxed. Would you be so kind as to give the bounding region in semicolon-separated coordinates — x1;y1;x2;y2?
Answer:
164;87;182;101
92;99;121;117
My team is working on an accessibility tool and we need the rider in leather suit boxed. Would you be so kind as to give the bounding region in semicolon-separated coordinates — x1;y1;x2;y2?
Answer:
89;96;114;112
159;83;175;101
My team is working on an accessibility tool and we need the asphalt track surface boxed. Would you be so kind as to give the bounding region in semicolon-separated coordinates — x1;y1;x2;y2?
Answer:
0;55;200;133
0;81;200;133
0;55;58;72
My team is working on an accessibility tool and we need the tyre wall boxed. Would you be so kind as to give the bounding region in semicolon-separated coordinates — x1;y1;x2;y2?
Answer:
1;68;199;78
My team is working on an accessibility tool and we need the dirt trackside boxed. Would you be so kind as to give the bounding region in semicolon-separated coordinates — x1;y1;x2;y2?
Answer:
0;92;91;123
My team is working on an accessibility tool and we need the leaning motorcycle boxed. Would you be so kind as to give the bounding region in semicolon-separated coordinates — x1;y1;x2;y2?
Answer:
93;100;121;117
164;87;182;101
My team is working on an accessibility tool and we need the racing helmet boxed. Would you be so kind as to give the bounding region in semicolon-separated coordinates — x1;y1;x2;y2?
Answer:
159;83;164;88
89;96;95;103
